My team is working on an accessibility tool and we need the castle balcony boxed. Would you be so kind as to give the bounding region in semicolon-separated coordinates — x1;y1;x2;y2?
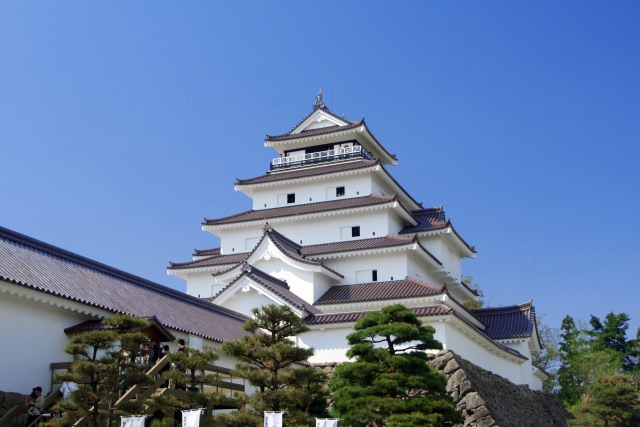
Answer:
270;144;373;170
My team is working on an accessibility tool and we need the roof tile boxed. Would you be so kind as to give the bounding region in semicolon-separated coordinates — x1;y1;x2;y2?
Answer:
0;226;248;342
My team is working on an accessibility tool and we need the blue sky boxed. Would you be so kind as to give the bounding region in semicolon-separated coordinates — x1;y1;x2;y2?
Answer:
2;2;639;335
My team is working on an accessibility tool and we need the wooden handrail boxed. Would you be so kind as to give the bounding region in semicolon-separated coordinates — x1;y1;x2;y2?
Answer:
0;405;22;427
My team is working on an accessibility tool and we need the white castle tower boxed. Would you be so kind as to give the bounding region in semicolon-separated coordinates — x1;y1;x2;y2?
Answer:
169;92;545;389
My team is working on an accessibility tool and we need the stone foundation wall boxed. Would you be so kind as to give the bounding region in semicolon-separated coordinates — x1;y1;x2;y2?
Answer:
314;350;570;427
430;350;570;427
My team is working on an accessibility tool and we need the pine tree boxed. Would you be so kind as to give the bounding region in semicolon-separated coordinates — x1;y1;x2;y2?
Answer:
219;304;327;427
145;347;224;427
330;304;462;427
53;315;152;427
572;375;640;426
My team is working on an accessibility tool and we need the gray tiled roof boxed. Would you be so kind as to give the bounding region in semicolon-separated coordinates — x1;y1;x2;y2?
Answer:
0;226;249;343
304;304;453;325
314;277;445;305
236;159;379;186
203;194;397;226
471;301;536;340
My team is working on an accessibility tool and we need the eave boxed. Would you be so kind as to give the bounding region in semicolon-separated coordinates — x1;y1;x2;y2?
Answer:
202;197;417;233
415;226;477;258
265;124;398;166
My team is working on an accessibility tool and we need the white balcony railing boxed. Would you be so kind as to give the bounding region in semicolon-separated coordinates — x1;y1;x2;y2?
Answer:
271;145;369;169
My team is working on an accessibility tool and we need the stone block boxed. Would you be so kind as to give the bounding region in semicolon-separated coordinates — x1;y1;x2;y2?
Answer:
443;358;460;375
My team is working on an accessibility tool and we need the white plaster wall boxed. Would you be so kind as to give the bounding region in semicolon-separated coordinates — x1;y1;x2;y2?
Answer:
321;252;408;284
249;173;373;210
220;287;282;318
251;257;317;304
217;210;396;252
419;235;462;283
405;254;443;285
185;271;225;299
299;326;352;364
0;291;93;394
435;320;526;385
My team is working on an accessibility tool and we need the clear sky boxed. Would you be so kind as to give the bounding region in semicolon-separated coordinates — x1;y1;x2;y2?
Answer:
2;2;639;335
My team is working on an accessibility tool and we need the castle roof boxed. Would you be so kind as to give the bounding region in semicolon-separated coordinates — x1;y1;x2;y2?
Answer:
203;194;402;227
0;226;248;343
169;251;248;270
217;263;322;315
304;304;453;325
235;158;379;186
264;96;398;165
472;301;538;341
314;277;445;305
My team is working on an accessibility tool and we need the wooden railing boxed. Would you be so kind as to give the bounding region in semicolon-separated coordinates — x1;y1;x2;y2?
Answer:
71;356;244;426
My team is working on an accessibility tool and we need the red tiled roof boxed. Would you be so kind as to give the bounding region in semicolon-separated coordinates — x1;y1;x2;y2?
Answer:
304;304;453;325
399;207;449;233
471;301;536;340
203;194;397;226
236;159;379;186
0;226;249;343
400;207;476;254
169;251;249;270
301;236;417;257
266;120;365;142
314;277;445;305
282;105;355;136
193;248;220;257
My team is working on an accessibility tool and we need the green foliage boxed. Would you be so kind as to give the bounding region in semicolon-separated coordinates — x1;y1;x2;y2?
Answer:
570;375;640;427
52;314;151;427
531;315;562;393
558;311;640;419
330;304;462;427
461;275;484;309
220;305;327;426
145;347;223;422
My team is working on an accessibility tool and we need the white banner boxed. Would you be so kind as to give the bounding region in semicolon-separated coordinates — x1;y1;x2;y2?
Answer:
264;411;283;427
121;416;145;427
316;418;338;427
182;409;201;427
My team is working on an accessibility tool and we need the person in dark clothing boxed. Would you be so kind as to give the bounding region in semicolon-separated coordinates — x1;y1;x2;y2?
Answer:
148;338;161;366
175;339;187;390
159;345;171;388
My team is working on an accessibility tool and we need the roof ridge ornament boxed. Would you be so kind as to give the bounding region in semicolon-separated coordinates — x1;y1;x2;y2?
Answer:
242;262;252;273
263;222;273;233
313;89;326;110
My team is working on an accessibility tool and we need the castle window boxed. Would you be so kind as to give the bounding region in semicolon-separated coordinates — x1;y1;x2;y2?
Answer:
287;193;295;204
372;270;378;281
352;226;360;237
336;186;345;197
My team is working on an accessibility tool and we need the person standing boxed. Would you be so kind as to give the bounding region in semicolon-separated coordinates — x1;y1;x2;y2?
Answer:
26;386;44;426
175;339;187;390
148;338;161;366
